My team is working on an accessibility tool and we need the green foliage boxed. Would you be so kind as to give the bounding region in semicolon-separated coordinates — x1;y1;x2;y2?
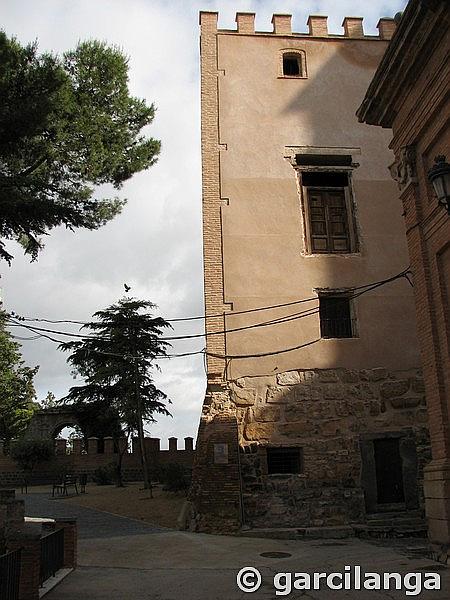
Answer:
69;399;122;440
156;463;191;492
40;391;57;408
59;298;172;488
92;463;116;486
0;32;160;263
10;439;53;473
60;298;172;431
0;311;38;448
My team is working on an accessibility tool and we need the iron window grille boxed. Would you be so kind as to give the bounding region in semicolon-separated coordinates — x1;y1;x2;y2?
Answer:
319;294;354;338
267;447;303;474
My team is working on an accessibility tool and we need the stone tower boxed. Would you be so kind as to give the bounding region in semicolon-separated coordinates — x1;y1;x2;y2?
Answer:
189;11;430;535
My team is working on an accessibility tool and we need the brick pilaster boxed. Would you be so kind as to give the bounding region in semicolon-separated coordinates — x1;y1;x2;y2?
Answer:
199;11;228;382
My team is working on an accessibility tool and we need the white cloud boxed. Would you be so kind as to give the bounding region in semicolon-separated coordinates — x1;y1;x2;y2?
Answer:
1;0;407;444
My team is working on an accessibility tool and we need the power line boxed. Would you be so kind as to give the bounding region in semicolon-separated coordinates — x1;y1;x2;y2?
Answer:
206;337;321;360
7;316;205;360
9;267;412;326
5;267;413;359
5;267;411;343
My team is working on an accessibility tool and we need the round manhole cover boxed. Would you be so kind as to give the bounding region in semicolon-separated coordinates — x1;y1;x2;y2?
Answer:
260;552;292;559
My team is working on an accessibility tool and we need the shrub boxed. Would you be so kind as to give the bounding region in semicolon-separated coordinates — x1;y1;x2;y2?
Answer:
92;463;116;485
10;439;53;473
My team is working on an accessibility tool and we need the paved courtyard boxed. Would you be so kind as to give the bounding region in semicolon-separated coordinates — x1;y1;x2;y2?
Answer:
22;492;449;600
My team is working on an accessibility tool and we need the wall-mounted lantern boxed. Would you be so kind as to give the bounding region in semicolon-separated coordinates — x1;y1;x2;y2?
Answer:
428;155;450;214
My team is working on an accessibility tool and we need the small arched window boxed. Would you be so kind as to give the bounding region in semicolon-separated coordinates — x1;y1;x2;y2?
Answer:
279;49;307;79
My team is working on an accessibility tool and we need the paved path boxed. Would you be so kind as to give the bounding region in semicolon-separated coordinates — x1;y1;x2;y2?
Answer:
22;492;165;539
21;492;450;600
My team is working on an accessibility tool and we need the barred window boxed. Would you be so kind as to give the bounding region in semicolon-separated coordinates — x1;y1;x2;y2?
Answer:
319;294;354;338
267;447;303;474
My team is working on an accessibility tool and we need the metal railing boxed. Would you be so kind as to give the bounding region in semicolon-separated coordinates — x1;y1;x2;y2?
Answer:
0;549;21;600
40;528;64;586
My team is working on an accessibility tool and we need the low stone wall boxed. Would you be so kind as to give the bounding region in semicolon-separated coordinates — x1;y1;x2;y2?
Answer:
0;437;195;487
189;367;431;533
233;367;430;528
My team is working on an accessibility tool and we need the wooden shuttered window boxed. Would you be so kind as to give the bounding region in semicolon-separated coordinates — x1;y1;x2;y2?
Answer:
307;188;351;253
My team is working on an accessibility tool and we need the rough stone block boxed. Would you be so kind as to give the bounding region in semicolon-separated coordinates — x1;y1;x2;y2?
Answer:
253;406;280;422
324;385;346;400
369;400;381;416
279;422;314;437
359;370;370;381
319;370;339;383
339;370;359;383
244;423;275;441
380;379;410;398
350;400;366;416
266;386;293;403
335;401;350;417
284;404;307;421
390;396;422;409
369;367;388;381
355;383;376;399
320;420;342;436
277;371;301;385
231;386;256;406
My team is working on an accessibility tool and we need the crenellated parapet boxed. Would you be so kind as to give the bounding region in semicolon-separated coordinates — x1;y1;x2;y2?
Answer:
201;11;397;41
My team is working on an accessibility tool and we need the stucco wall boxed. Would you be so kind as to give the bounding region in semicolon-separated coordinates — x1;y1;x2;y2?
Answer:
214;33;420;378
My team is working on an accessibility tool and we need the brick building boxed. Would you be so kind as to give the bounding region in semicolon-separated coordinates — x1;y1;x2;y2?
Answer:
189;10;431;535
357;0;450;556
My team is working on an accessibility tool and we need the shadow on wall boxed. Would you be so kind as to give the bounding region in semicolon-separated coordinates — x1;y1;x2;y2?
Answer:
232;366;430;528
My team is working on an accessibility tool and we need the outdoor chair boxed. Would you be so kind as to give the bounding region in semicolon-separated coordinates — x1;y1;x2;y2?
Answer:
52;474;79;497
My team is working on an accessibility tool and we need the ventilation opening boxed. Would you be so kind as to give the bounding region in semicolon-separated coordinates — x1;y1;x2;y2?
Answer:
283;56;300;76
267;447;303;474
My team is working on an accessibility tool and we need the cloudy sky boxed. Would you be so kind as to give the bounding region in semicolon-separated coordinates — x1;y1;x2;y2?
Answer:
1;0;406;447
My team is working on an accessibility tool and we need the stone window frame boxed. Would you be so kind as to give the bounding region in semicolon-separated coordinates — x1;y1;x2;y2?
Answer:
278;49;307;79
285;147;362;256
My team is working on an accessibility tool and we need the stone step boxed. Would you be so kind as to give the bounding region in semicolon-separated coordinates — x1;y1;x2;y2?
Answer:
240;526;355;540
364;518;426;527
366;510;423;522
353;523;428;539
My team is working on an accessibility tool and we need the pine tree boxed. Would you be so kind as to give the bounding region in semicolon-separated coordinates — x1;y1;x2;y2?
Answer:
60;298;171;490
0;32;160;263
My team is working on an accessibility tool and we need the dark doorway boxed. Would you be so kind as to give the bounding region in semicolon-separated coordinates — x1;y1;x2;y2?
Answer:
374;438;405;504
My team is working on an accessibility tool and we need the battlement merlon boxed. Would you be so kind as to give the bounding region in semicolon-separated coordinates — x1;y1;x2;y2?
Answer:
199;11;397;41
